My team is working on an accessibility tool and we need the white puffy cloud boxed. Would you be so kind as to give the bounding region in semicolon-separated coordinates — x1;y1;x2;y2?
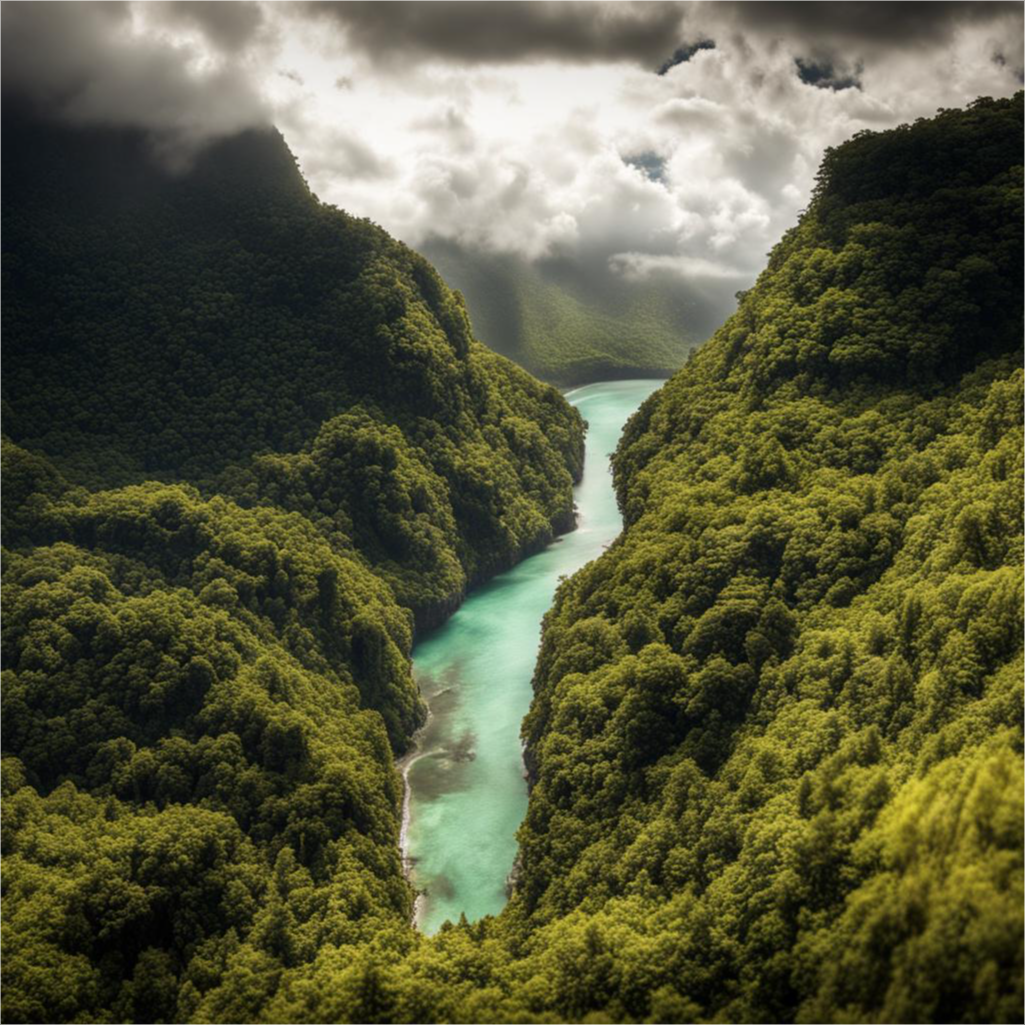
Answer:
259;2;1020;305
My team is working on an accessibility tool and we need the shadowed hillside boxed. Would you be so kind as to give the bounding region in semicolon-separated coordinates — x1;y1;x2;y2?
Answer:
1;110;583;1023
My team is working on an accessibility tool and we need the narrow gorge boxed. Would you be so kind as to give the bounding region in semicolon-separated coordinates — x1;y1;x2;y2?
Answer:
403;380;663;932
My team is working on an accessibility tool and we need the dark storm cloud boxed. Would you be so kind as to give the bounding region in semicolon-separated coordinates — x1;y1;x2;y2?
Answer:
293;1;689;66
151;1;266;54
1;2;269;164
658;40;716;76
708;1;1019;51
795;59;863;91
293;1;1023;75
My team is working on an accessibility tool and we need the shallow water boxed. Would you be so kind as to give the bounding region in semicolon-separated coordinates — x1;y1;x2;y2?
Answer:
403;379;663;934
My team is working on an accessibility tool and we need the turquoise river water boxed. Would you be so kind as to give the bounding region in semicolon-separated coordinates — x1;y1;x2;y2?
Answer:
403;379;663;934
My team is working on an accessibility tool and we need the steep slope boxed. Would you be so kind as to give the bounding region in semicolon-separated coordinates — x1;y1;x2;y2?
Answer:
512;92;1024;1022
1;112;584;625
0;111;583;1023
420;238;731;385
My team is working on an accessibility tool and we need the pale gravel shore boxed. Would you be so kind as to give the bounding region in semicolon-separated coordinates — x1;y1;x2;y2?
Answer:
397;705;431;928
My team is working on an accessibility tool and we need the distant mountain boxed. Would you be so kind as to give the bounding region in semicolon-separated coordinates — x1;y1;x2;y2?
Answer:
420;237;738;385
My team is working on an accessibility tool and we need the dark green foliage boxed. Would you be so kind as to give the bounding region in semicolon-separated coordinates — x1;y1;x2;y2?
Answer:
1;113;584;631
1;111;582;1023
1;479;416;1021
3;95;1022;1024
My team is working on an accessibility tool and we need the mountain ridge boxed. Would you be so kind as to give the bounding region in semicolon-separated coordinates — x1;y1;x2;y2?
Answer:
1;109;584;1022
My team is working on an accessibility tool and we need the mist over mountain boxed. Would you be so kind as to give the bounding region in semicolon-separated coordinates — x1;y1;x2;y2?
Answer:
420;237;739;384
5;2;1021;328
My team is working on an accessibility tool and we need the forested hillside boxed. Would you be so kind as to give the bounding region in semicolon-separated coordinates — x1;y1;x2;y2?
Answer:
0;111;582;1022
421;238;724;385
2;93;1022;1025
1;113;584;624
513;93;1024;1022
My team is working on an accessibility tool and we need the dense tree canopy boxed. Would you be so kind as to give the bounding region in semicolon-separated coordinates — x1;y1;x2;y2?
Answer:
1;111;584;627
3;95;1022;1023
512;92;1024;1022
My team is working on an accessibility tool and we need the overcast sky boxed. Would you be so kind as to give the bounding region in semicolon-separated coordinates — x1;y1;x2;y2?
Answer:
4;1;1023;290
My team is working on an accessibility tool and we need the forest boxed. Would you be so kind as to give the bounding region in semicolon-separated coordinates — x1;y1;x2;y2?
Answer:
3;91;1023;1024
1;109;583;1022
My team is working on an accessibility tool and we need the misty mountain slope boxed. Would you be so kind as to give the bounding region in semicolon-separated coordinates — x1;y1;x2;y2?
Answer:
421;238;736;385
0;111;583;1023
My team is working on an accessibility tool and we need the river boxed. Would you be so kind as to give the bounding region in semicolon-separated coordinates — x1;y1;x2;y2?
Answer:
402;379;663;934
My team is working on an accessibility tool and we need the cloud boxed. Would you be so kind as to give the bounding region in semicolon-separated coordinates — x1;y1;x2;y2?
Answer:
658;40;716;76
289;1;1024;78
1;1;270;165
5;0;1022;335
288;125;392;183
795;58;863;91
610;251;751;281
148;1;266;55
274;12;1025;338
291;1;689;67
704;1;1021;54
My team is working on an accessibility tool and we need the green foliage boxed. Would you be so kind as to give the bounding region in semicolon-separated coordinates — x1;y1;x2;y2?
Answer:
1;112;582;1022
2;114;584;630
3;95;1022;1024
509;92;1024;1022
